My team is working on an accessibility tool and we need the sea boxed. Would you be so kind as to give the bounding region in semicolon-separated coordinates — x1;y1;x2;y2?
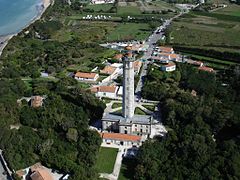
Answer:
0;0;43;36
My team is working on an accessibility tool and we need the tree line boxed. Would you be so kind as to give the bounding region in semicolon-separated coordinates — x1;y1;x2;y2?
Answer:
135;63;240;179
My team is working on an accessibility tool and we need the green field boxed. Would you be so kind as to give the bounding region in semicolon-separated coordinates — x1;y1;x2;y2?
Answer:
142;104;155;111
107;22;152;41
96;147;118;173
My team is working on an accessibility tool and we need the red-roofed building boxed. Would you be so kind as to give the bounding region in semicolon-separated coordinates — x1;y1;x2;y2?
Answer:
161;62;176;72
187;59;204;67
113;54;123;61
159;46;174;54
100;66;117;75
133;61;142;74
91;86;118;98
75;72;99;82
31;96;44;108
30;163;53;180
100;132;142;146
198;66;215;73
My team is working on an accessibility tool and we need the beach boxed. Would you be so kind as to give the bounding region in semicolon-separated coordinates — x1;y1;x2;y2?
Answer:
0;0;52;56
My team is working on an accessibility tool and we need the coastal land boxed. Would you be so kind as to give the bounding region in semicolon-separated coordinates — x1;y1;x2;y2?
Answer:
0;1;239;180
0;0;52;56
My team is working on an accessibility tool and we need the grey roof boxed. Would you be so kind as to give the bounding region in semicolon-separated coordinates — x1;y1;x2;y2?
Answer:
102;113;152;125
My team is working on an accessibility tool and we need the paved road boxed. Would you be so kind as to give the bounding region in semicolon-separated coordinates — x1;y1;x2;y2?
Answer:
134;9;188;100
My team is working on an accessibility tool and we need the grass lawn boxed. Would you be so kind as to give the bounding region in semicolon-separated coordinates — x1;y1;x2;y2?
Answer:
119;158;137;180
134;107;147;115
111;108;122;115
112;102;122;109
96;147;118;174
142;104;155;111
107;22;151;41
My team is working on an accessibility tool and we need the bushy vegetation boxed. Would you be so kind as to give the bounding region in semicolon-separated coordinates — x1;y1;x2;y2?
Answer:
134;63;240;179
0;1;109;179
0;77;105;179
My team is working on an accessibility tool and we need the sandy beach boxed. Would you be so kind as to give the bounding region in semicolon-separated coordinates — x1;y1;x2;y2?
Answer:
0;0;52;56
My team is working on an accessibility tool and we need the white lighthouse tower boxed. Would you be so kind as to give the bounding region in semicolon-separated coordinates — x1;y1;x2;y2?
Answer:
122;52;135;119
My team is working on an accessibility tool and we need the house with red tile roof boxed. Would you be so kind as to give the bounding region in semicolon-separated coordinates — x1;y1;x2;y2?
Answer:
113;54;123;61
91;86;118;98
159;46;174;54
161;62;176;72
31;96;44;108
187;59;204;67
198;66;215;73
133;60;142;74
75;72;99;82
100;65;117;75
100;132;142;146
30;163;53;180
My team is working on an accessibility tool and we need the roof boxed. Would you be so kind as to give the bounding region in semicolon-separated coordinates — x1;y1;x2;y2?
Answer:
159;46;173;53
133;61;142;69
101;133;141;142
102;113;152;124
164;62;176;67
187;60;203;66
16;170;26;178
198;66;214;72
30;163;53;180
169;54;179;59
91;86;117;93
125;46;132;50
100;66;117;75
131;44;144;51
31;96;44;108
75;72;98;79
126;52;133;58
30;170;53;180
113;54;123;60
159;53;171;57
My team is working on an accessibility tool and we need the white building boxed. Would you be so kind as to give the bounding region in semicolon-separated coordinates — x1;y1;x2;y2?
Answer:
75;72;99;82
90;0;115;4
101;132;142;146
91;86;118;98
161;62;176;72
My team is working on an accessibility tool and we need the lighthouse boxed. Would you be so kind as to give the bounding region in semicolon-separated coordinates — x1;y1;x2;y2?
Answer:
122;52;135;119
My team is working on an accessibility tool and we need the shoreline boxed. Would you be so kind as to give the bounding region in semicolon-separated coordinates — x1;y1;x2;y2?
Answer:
0;0;52;57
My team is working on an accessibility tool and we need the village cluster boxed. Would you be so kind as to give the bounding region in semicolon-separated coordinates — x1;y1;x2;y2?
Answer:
71;43;214;100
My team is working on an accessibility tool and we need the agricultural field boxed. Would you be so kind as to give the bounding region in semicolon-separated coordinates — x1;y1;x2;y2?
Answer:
168;3;240;67
106;22;152;41
85;4;114;12
83;0;177;18
213;4;240;17
170;11;240;47
95;147;118;174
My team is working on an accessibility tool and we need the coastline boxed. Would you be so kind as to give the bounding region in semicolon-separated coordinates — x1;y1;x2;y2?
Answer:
0;0;52;57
